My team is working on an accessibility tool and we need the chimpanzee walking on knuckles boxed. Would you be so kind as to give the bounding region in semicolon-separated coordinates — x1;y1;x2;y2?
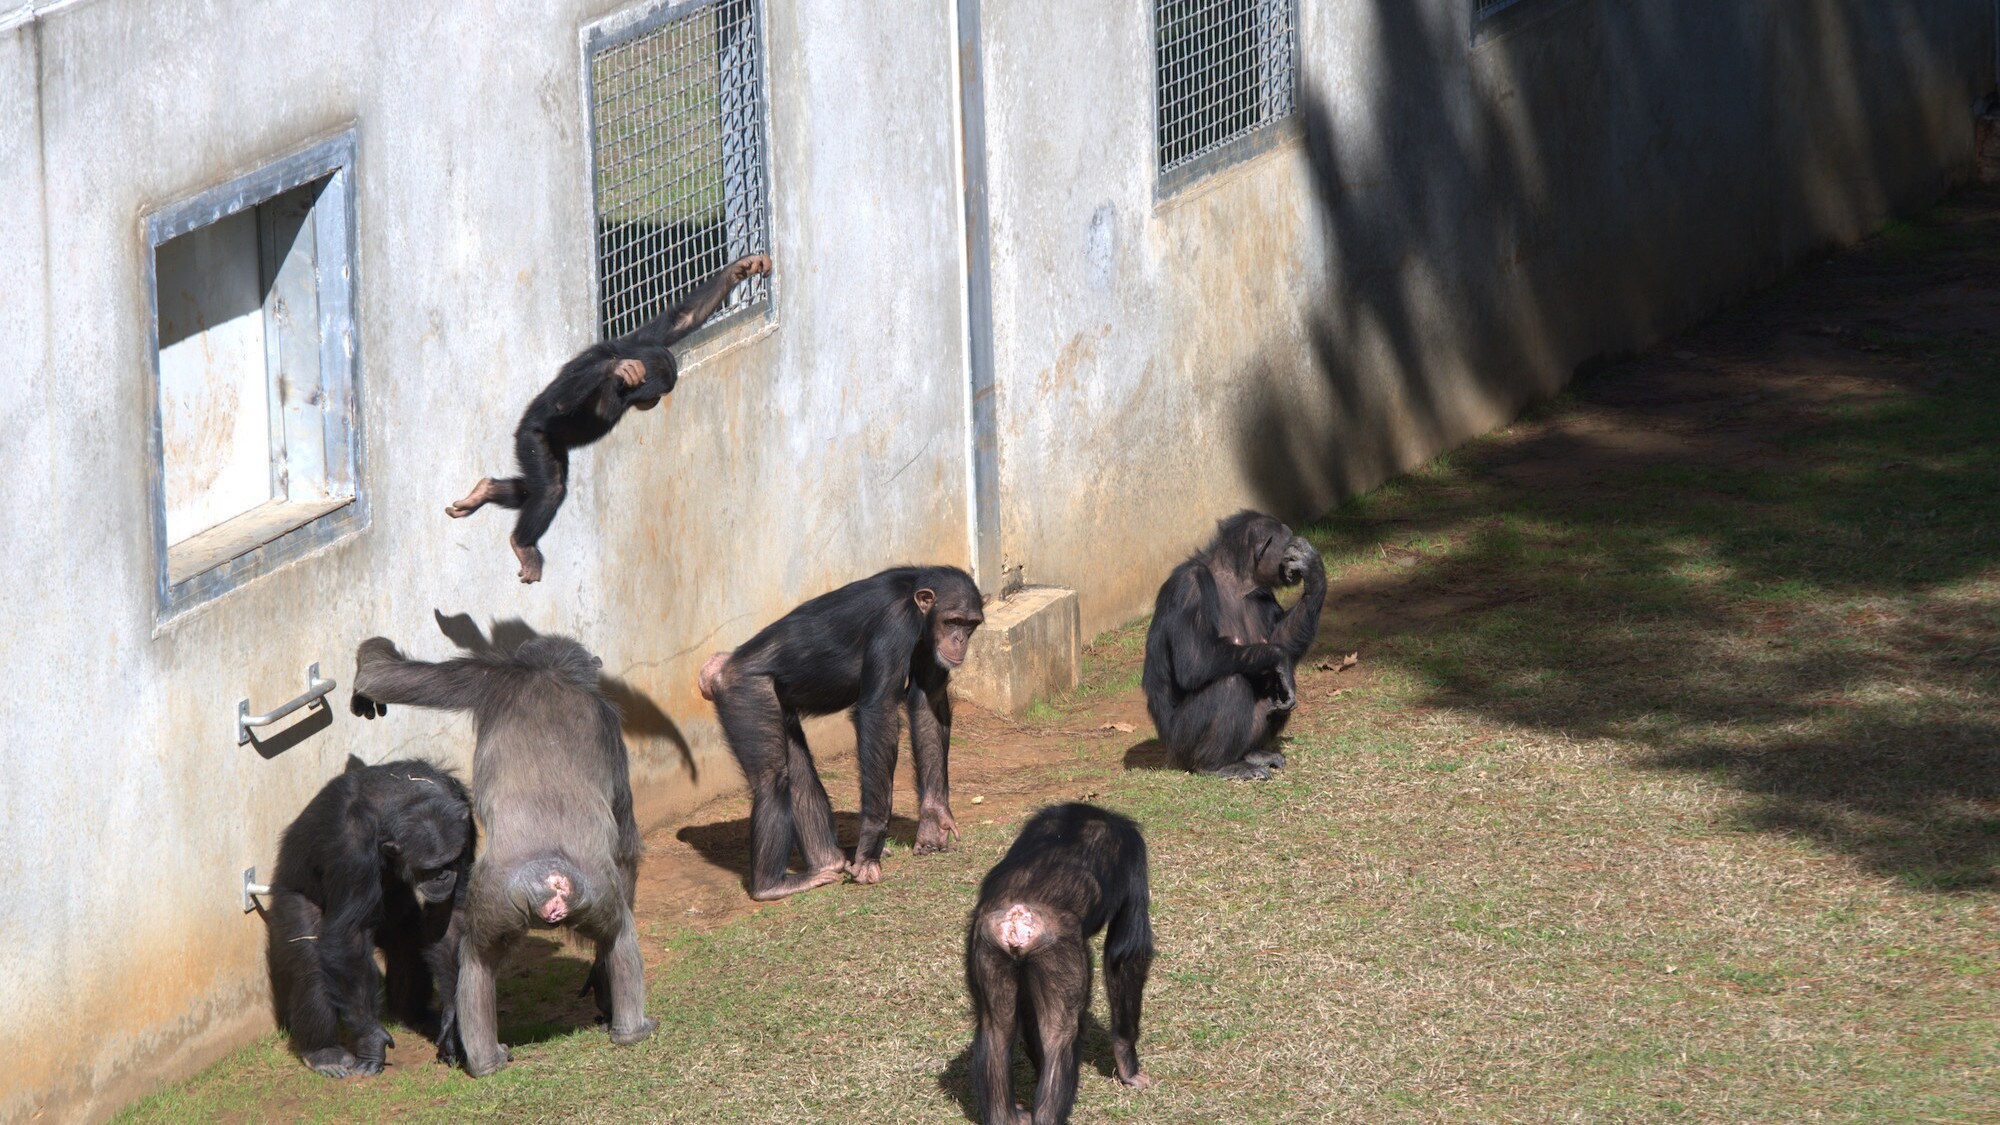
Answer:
699;565;984;900
448;254;772;583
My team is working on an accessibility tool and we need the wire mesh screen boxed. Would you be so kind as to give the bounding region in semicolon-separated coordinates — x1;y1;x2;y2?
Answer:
588;0;769;340
1156;0;1296;178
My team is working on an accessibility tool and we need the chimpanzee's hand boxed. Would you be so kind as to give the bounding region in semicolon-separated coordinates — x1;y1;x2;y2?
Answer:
1240;642;1285;675
435;1021;462;1067
350;691;386;720
612;358;647;388
729;253;772;282
1268;665;1298;712
1280;537;1323;588
915;806;960;854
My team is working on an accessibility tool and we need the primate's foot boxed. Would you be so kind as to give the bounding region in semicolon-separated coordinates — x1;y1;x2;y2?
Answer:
511;540;544;584
609;1016;659;1046
1116;1068;1157;1090
613;358;647;387
1244;747;1287;770
447;478;496;518
844;857;883;885
305;1047;361;1078
463;1043;511;1078
914;808;960;854
730;254;773;282
748;866;844;901
1207;761;1274;781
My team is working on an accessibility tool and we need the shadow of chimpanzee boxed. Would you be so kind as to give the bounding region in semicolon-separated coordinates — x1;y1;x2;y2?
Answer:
1121;738;1171;771
676;811;921;891
430;610;697;781
490;932;610;1048
936;1010;1126;1122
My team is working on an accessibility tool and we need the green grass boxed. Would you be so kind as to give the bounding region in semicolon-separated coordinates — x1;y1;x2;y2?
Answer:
122;197;2000;1123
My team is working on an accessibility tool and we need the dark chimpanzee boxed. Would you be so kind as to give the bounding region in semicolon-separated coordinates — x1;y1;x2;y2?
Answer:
696;565;984;900
1142;510;1326;779
447;253;772;583
349;633;656;1077
966;802;1155;1125
267;756;474;1078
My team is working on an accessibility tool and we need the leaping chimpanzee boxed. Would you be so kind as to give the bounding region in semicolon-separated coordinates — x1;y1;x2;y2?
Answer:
698;565;984;900
1142;510;1326;779
447;253;772;583
267;756;475;1077
965;802;1156;1125
349;633;656;1077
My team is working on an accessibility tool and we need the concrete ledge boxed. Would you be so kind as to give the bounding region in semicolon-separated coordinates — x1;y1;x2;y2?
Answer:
955;585;1080;717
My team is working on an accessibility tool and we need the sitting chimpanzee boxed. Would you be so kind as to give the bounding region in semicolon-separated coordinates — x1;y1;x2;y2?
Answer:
965;802;1155;1125
349;633;655;1077
267;756;475;1078
697;565;984;899
447;253;772;583
1142;510;1326;779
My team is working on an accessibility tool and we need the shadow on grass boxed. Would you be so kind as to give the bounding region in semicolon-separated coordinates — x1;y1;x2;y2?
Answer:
1297;191;2000;892
492;933;608;1048
937;1010;1126;1123
676;811;921;890
1121;738;1171;771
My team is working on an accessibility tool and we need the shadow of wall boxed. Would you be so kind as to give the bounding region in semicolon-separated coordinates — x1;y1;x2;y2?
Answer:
974;0;1993;636
1241;0;1993;524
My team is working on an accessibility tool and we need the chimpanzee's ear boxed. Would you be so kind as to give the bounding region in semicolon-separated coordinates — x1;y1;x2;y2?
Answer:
913;588;937;614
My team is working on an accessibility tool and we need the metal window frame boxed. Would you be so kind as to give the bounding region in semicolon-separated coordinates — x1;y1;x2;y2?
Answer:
1471;0;1585;44
1154;0;1303;199
581;0;775;352
1474;0;1528;21
142;129;366;622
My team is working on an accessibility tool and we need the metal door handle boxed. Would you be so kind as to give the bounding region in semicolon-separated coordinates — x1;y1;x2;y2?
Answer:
237;663;337;745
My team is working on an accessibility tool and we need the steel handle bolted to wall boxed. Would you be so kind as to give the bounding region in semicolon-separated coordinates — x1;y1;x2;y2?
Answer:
236;663;337;745
242;868;272;912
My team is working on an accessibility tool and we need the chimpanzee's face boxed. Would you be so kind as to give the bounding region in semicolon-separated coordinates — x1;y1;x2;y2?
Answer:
932;608;983;670
916;582;985;671
1246;517;1306;589
385;811;470;905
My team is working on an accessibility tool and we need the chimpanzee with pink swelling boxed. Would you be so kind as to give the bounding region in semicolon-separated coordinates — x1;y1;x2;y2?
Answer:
349;634;655;1077
965;802;1155;1125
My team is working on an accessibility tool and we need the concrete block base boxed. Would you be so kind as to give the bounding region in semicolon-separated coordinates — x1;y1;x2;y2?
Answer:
955;585;1080;718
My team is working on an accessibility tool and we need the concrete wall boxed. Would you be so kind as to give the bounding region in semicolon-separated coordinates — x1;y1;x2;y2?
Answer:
978;0;1997;637
0;1;966;1120
2;0;1993;1120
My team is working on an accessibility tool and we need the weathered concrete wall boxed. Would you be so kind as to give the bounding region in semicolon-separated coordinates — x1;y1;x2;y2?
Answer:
979;0;1996;637
4;0;1995;1120
0;0;966;1120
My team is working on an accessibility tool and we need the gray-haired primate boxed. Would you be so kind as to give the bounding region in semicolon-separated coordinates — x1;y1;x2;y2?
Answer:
349;633;656;1077
447;253;771;583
